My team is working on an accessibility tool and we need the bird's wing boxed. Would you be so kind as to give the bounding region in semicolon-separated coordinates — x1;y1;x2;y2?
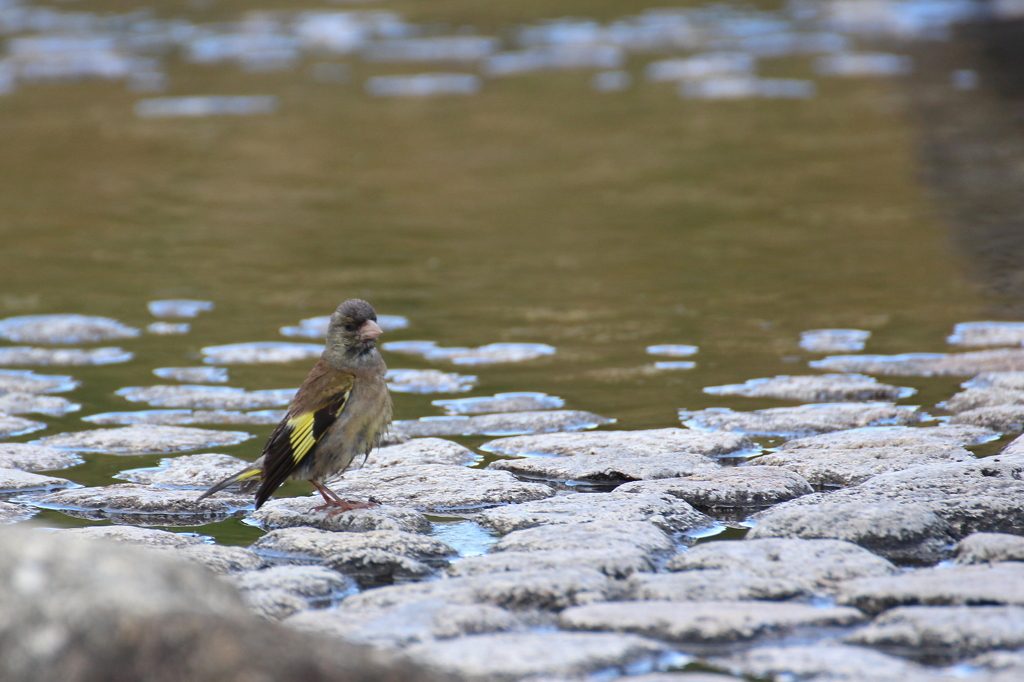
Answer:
256;361;355;507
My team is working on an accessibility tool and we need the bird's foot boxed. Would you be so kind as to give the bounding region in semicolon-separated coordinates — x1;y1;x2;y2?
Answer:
312;498;378;516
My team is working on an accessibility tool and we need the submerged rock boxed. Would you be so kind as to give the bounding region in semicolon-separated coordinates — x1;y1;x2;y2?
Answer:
617;467;813;514
481;428;757;459
0;392;79;416
280;314;408;338
432;392;564;415
703;374;913;402
382;341;555;365
84;409;285;426
0;314;140;344
115;453;252;488
0;369;79;393
0;467;76;495
0;414;46;438
0;442;83;471
0;347;133;366
147;299;214;317
362;438;478;470
116;384;295;409
954;532;1024;564
386;369;477;393
201;342;324;364
250;527;455;564
393;410;612;437
33;425;252;454
153;366;230;383
810;349;1024;376
250;497;431;534
487;449;720;485
799;329;870;352
680;403;928;439
948;321;1024;347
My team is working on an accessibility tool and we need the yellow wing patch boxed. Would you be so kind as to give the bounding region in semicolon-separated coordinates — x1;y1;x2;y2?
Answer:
287;413;318;464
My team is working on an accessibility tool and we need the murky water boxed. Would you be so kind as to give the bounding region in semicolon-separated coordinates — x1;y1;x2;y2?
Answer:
0;0;1008;549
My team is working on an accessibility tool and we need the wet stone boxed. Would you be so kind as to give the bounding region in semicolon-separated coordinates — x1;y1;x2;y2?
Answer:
393;410;612;438
680;402;928;439
33;425;252;454
0;392;79;416
84;409;285;426
950;405;1024;432
56;525;208;548
0;346;133;366
115;453;252;488
490;520;675;556
147;322;190;335
325;549;436;587
325;464;555;512
280;313;408;338
448;549;656;579
0;500;36;524
242;589;308;621
116;384;295;409
230;565;357;604
954;532;1024;564
382;340;556;365
0;414;46;438
0;369;79;393
201;342;325;364
810;349;1024;376
488;450;721;486
481;428;758;460
625;571;806;602
362;438;478;470
164;543;264;574
703;374;913;402
647;344;699;357
153;366;229;383
616;467;813;515
250;527;455;564
775;424;997;449
0;468;76;495
147;299;214;318
432;392;564;415
0;314;140;344
843;605;1024;664
799;329;871;352
941;387;1024;413
386;368;476;393
627;675;744;682
0;443;83;471
964;372;1024;391
250;497;431;534
721;643;937;682
558;600;866;645
948;321;1024;347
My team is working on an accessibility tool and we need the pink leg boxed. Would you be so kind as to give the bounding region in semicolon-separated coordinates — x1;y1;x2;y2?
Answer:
310;480;377;515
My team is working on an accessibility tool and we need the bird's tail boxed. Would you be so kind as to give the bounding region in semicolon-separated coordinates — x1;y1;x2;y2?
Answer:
196;467;262;502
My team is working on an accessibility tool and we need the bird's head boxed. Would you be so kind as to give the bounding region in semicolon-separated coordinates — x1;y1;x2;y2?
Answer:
326;299;383;357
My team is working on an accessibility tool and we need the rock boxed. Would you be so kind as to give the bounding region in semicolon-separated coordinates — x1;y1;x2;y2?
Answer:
0;443;83;471
489;520;675;556
201;342;325;364
625;571;806;602
56;525;207;548
653;361;697;371
965;372;1024;390
84;409;285;426
324;464;554;512
481;428;757;459
362;438;478;470
116;385;296;409
647;344;699;357
617;467;812;514
843;605;1024;664
153;366;229;383
627;675;744;682
325;549;436;587
433;392;564;415
773;425;997;451
948;322;1024;347
942;387;1024;413
448;549;655;579
799;329;871;352
558;600;865;644
250;496;432;533
0;369;79;393
837;563;1024;614
280;314;407;339
721;643;938;682
954;532;1024;564
0;347;133;366
0;414;46;438
28;484;252;526
393;410;613;437
664;538;899;593
250;527;455;564
488;450;721;485
0;500;35;523
241;588;309;620
386;369;476;394
167;544;265;574
0;467;76;495
33;425;252;454
999;434;1024;456
0;314;140;344
680;403;928;439
147;322;189;335
810;349;1024;376
382;341;556;365
148;299;214;318
0;393;79;416
476;491;713;534
968;650;1024;672
703;374;913;402
950;406;1024;432
115;453;252;488
231;565;357;604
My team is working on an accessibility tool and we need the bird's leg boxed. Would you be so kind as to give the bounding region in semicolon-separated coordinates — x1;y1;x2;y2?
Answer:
310;480;377;515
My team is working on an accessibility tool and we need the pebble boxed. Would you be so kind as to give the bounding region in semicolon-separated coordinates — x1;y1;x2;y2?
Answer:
280;314;408;338
33;425;252;454
362;438;478;470
626;571;806;602
0;314;140;344
0;442;83;471
114;453;252;488
646;345;699;357
721;643;938;682
0;347;133;366
810;349;1024;376
616;467;813;514
947;321;1024;347
490;520;675;556
201;342;325;364
703;374;913;402
0;369;80;393
147;300;214;318
250;527;455;564
481;428;758;459
231;565;357;604
954;532;1024;564
0;392;80;416
448;549;656;579
383;341;556;365
0;414;47;438
487;450;721;485
799;328;871;352
116;385;296;409
681;402;928;439
27;483;252;525
250;497;431;534
152;366;229;383
0;500;36;524
0;467;76;495
393;410;613;437
56;525;208;548
386;368;477;393
84;409;285;426
432;392;564;415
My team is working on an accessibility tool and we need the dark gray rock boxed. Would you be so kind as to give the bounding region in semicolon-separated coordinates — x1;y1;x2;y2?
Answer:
84;409;285;426
115;453;252;488
0;314;140;344
810;349;1024;376
231;565;357;604
617;467;812;514
680;403;927;439
0;346;133;366
393;410;613;437
0;500;36;524
489;520;675;556
448;549;655;579
720;643;938;682
250;496;432;533
625;571;805;602
0;443;83;471
481;428;756;459
250;527;455;564
33;425;253;455
0;392;79;416
836;563;1024;614
487;449;721;484
324;549;436;586
433;392;564;415
0;414;46;438
476;491;714;534
386;368;477;394
954;532;1024;564
116;385;296;409
0;468;76;495
362;437;478;470
0;369;79;394
703;374;913;402
28;484;252;526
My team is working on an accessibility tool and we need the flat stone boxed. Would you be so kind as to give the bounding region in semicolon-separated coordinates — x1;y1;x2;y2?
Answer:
954;532;1024;564
393;410;612;438
481;428;757;459
627;675;744;682
653;361;697;371
721;643;938;682
616;467;813;514
115;453;252;488
448;549;656;579
0;346;133;366
948;322;1024;347
164;544;265;574
33;425;252;454
201;342;325;364
680;403;928;439
0;414;46;438
968;650;1024;672
625;571;806;602
647;344;699;357
147;299;214;318
147;322;190;335
116;385;296;409
810;349;1024;376
280;313;407;338
362;438;478;470
843;605;1024;664
250;527;455;564
433;392;564;415
242;589;309;620
950;405;1024;432
0;500;35;524
0;468;76;495
382;341;556;365
400;631;675;681
324;549;436;586
476;491;713;534
558;600;865;644
799;329;870;352
0;443;82;471
942;387;1024;413
775;424;998;450
488;450;721;485
837;563;1024;614
999;433;1024;456
56;525;207;548
664;538;899;593
231;565;357;603
250;496;431;534
965;372;1024;390
84;409;285;426
703;374;913;402
386;369;476;394
325;464;555;512
490;520;675;556
0;392;79;416
28;483;252;526
0;314;140;344
152;366;229;383
0;369;79;393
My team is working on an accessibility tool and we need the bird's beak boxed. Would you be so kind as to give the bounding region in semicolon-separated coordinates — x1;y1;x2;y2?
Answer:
359;320;383;341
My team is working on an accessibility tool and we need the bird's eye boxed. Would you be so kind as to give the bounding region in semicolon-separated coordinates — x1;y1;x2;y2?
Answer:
344;322;357;332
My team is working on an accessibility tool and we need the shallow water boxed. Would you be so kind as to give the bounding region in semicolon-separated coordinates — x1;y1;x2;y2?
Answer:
0;0;1009;549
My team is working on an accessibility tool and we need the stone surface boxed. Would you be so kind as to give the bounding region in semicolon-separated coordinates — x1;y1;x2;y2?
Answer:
433;392;564;415
84;409;285;426
0;369;79;393
281;314;408;339
490;520;675;556
56;525;207;548
152;366;229;383
386;368;477;393
942;387;1024;413
148;299;214;317
703;374;913;402
0;392;79;416
0;467;76;495
0;346;133;366
0;500;36;524
325;464;554;512
488;450;721;485
241;588;309;620
0;314;140;343
476;491;714;534
382;340;556;365
647;344;700;357
810;349;1024;376
843;605;1024;663
393;410;612;437
617;467;812;513
950;405;1024;432
948;321;1024;347
721;643;938;682
965;372;1024;390
164;544;264;574
147;322;190;335
0;414;46;438
116;384;296;409
0;443;83;471
250;496;432;533
481;428;757;459
837;563;1024;614
448;549;656;579
625;571;805;602
325;549;436;586
28;484;252;526
799;328;870;352
115;453;251;488
33;425;252;454
559;600;865;644
954;532;1024;564
363;437;478;469
231;565;357;603
680;403;927;439
250;527;455;564
201;342;325;364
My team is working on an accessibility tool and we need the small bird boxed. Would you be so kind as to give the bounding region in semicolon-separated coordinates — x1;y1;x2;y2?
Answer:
198;299;392;511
